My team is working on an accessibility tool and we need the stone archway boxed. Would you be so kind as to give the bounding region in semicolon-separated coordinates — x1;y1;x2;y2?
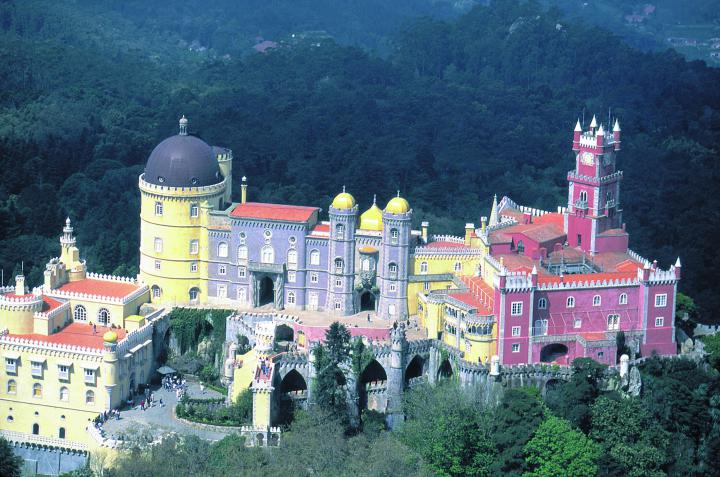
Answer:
259;276;274;306
359;359;388;411
360;291;376;311
540;343;569;363
278;369;308;425
437;359;453;380
405;355;425;386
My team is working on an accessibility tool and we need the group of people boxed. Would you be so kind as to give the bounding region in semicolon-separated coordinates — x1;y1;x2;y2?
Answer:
162;374;188;399
92;409;120;429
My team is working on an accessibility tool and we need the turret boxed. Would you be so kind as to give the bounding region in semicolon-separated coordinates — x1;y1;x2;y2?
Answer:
464;223;474;247
328;187;358;315
589;115;598;132
386;324;406;429
14;275;25;296
102;331;119;410
573;119;581;151
613;119;621;151
216;147;234;206
673;257;681;280
378;193;412;321
596;124;605;147
241;176;248;204
421;221;429;244
530;265;538;287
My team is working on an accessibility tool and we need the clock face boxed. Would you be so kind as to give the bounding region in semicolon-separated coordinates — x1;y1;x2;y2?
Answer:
581;151;595;166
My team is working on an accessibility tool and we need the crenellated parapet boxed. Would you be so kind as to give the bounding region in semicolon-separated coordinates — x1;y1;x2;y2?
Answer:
138;174;228;199
537;276;639;291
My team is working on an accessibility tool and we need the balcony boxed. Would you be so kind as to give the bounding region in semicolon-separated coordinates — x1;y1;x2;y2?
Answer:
574;199;588;210
605;199;616;209
5;359;16;374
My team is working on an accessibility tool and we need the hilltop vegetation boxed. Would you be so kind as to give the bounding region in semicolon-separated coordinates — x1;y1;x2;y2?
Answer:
0;0;718;319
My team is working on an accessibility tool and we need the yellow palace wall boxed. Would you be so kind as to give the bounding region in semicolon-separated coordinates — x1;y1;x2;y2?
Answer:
139;177;227;304
47;293;150;330
1;347;105;445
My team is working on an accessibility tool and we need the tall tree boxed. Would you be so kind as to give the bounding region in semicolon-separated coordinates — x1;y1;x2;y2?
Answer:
0;438;22;477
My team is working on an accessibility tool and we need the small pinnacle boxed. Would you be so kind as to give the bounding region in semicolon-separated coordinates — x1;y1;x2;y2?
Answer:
574;119;582;132
675;257;681;267
597;124;604;135
589;115;598;129
373;194;376;204
531;265;538;274
613;119;621;132
342;185;346;193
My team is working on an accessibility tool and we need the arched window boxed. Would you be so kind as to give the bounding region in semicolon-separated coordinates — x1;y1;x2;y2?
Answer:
59;387;69;402
537;298;547;309
334;258;343;273
73;305;87;321
261;246;274;264
151;285;161;299
335;224;345;239
97;308;110;326
7;380;16;394
593;295;601;306
420;261;428;274
454;262;462;272
579;190;588;203
154;237;163;253
32;423;39;435
237;245;248;261
218;242;229;258
362;258;370;272
85;390;95;404
287;291;296;305
189;287;200;303
566;296;575;308
32;383;42;398
390;228;399;244
288;250;298;265
310;250;320;266
189;239;199;255
517;240;525;254
619;293;628;305
59;427;66;439
190;203;199;218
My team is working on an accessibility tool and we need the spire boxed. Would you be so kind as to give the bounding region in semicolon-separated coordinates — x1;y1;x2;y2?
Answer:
489;194;499;227
574;119;582;132
372;194;377;205
597;124;605;136
179;115;188;136
342;185;346;193
589;115;598;130
396;190;400;198
675;257;681;267
613;118;621;132
531;265;538;275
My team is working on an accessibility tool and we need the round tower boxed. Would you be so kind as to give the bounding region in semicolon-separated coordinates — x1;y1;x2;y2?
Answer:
102;331;119;410
0;276;43;334
378;193;412;321
327;188;358;315
139;116;229;305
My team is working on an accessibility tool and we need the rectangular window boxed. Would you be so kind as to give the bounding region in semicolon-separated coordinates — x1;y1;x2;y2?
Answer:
334;301;341;310
511;302;523;316
84;368;95;384
155;201;163;216
389;283;397;292
31;361;43;378
310;273;319;284
5;358;16;374
190;204;199;218
58;365;69;381
655;317;664;327
189;240;199;255
577;234;582;246
511;326;521;337
218;265;226;276
574;318;582;329
287;270;296;283
238;266;246;278
607;314;620;331
511;343;520;353
655;294;667;308
424;282;430;292
335;278;342;288
217;284;227;299
154;260;161;270
190;262;198;273
154;237;163;253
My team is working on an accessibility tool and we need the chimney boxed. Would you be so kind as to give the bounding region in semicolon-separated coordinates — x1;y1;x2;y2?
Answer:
480;216;487;233
14;275;25;296
421;221;429;244
464;223;474;247
241;176;248;204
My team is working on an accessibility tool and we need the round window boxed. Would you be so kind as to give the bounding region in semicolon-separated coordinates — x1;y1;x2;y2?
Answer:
264;230;272;238
6;416;12;422
289;236;296;244
157;176;165;183
191;177;199;185
239;232;246;239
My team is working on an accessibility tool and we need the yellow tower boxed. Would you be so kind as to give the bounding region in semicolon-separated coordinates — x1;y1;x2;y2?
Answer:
139;116;229;305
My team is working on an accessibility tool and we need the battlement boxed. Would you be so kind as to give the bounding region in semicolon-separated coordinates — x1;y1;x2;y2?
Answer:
86;272;137;284
567;170;623;186
138;174;228;197
537;276;638;291
429;234;464;244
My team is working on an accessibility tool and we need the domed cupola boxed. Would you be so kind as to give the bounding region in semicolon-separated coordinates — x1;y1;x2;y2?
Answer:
359;195;383;231
385;192;410;214
143;116;222;187
331;187;356;210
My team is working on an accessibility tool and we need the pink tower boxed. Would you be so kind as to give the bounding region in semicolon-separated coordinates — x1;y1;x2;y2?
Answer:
565;116;626;254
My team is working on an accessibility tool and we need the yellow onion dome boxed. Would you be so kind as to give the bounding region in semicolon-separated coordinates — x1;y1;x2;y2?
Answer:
331;188;356;209
103;330;118;344
359;197;383;231
385;194;410;214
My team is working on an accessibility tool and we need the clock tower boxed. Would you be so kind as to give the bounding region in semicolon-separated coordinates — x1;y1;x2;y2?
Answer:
565;116;626;254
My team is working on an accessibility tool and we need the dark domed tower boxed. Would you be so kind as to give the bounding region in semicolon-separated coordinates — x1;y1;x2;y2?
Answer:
139;116;231;304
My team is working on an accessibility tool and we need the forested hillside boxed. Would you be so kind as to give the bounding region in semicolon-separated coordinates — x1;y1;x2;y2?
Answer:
0;0;718;319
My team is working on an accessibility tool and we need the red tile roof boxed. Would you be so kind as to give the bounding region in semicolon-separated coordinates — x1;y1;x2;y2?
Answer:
11;323;127;350
55;279;140;299
490;212;566;244
42;296;63;313
230;202;318;223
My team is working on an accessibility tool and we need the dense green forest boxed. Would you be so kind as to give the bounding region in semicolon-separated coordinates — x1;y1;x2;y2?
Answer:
0;0;718;319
